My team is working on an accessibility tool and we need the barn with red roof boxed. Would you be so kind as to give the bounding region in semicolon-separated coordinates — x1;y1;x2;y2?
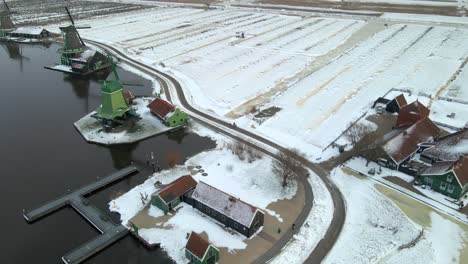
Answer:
185;232;220;264
147;98;189;127
151;175;197;214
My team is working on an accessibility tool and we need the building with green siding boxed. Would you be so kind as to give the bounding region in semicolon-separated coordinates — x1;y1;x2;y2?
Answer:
147;98;189;128
185;232;220;264
151;175;197;214
418;156;468;199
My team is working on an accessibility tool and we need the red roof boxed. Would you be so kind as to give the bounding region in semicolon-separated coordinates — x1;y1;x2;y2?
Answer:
395;94;408;108
454;156;468;186
155;175;197;204
147;98;175;120
186;232;211;260
397;100;430;127
384;118;440;164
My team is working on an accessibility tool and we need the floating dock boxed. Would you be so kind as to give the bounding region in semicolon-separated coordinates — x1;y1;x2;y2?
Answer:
23;165;138;264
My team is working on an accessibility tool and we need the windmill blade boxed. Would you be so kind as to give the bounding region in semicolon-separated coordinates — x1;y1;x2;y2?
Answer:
3;0;10;12
64;7;75;25
64;7;87;47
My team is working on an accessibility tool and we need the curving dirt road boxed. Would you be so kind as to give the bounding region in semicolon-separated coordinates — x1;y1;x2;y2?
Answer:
85;39;345;264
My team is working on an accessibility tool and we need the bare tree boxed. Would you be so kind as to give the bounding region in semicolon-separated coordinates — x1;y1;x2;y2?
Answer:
139;192;149;206
272;149;307;188
345;122;373;146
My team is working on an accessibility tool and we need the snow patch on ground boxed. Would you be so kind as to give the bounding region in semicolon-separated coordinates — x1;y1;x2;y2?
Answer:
188;148;297;210
148;205;165;218
139;205;247;264
426;212;465;264
326;166;422;263
109;166;189;225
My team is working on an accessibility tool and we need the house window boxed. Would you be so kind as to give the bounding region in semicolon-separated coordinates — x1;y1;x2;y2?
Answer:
234;222;238;228
447;174;453;183
448;184;455;193
221;215;226;221
206;207;210;214
440;182;447;191
197;203;202;209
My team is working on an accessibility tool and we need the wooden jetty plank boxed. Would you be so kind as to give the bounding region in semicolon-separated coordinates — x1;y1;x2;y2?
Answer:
23;165;137;223
61;225;128;264
78;165;138;195
23;196;69;222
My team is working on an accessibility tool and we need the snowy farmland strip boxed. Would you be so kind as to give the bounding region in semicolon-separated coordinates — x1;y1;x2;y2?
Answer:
129;13;257;49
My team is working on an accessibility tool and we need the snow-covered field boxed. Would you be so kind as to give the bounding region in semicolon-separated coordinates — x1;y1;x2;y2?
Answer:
55;6;468;160
326;166;467;264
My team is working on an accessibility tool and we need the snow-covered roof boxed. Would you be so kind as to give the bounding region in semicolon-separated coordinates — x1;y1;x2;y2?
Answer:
421;160;454;176
70;49;97;63
422;129;468;161
192;182;262;227
383;118;440;164
11;27;47;35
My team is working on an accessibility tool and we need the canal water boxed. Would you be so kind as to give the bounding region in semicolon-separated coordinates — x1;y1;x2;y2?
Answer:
0;42;215;263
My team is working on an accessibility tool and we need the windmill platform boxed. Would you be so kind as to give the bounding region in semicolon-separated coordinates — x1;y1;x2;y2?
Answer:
74;97;180;145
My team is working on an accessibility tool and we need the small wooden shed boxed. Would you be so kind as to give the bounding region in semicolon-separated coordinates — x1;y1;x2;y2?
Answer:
185;232;220;264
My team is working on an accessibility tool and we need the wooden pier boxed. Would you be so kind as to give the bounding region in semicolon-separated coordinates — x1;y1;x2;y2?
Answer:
23;165;138;264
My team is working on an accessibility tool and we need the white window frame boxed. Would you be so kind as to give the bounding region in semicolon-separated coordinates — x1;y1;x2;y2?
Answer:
447;174;453;183
447;184;455;193
440;181;447;191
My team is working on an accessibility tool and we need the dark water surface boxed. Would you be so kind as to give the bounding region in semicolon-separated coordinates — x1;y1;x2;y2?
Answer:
0;42;215;264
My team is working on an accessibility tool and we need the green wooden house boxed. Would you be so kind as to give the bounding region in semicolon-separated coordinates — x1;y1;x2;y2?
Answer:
418;156;468;199
185;232;220;264
151;175;197;214
147;98;189;128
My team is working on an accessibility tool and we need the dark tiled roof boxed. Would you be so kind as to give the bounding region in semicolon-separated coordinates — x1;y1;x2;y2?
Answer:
147;98;175;120
192;182;262;227
384;118;440;164
397;100;430;127
186;232;210;260
155;175;197;204
422;129;468;161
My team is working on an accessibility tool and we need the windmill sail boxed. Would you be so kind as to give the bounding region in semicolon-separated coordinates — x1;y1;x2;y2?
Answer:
0;10;15;31
59;25;85;52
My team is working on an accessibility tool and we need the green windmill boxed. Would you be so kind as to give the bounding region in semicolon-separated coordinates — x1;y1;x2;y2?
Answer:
46;7;111;75
92;62;139;128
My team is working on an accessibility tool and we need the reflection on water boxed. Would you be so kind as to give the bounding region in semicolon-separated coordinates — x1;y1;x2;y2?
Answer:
0;41;215;264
